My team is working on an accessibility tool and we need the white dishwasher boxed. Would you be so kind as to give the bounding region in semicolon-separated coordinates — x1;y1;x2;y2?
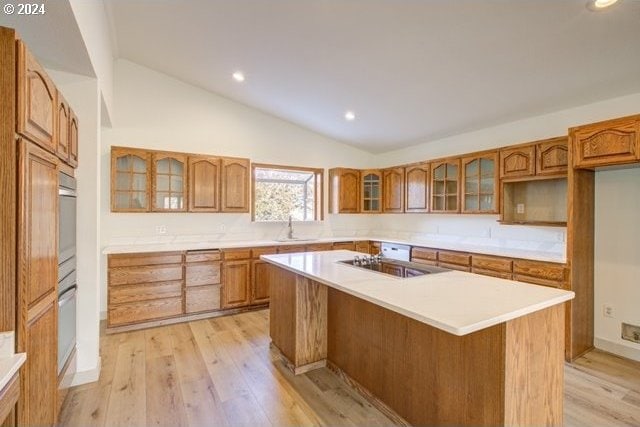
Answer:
381;242;411;261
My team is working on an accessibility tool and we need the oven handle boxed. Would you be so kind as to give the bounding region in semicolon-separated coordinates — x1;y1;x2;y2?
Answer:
58;286;77;307
59;188;77;197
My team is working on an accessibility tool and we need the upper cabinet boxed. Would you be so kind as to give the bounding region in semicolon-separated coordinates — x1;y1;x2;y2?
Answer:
500;145;535;178
570;115;640;169
220;157;250;212
152;153;187;212
382;167;405;213
68;110;79;168
111;148;151;212
329;168;360;213
405;163;429;213
188;156;220;212
16;40;57;153
461;152;498;213
536;137;568;175
56;92;70;161
431;159;460;213
360;170;381;213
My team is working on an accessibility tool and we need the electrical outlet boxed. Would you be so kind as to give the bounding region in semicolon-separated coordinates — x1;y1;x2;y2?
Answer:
603;304;614;318
155;225;167;235
621;323;640;344
219;223;226;232
516;203;525;214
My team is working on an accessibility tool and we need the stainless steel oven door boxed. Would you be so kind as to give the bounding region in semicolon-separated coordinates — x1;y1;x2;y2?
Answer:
58;284;77;374
58;172;76;268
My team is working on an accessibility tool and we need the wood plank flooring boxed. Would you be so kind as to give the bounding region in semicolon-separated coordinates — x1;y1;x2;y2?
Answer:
59;309;640;426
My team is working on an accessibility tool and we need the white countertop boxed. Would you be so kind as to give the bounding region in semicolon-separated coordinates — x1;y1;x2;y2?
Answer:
261;250;574;336
103;236;566;263
0;332;26;392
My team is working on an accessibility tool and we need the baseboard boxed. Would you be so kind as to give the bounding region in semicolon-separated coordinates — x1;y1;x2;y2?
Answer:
68;356;102;387
594;337;640;362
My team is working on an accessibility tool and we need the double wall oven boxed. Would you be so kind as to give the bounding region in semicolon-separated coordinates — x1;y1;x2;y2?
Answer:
58;171;77;374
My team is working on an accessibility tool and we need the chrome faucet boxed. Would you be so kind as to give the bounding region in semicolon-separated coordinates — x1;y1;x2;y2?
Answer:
287;215;294;239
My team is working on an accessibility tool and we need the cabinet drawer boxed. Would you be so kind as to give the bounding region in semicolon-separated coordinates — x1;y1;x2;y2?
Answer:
109;265;183;286
333;242;355;251
472;268;513;280
305;243;333;252
185;263;221;287
354;241;370;253
438;251;471;266
411;247;438;261
222;248;251;260
277;245;307;254
185;285;221;314
439;262;471;272
411;258;437;266
513;260;566;282
185;250;220;263
471;255;512;273
109;281;182;305
251;246;278;258
108;297;183;327
513;274;564;289
108;252;183;268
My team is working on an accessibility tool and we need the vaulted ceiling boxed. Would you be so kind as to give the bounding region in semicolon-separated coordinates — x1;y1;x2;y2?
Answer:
107;0;640;153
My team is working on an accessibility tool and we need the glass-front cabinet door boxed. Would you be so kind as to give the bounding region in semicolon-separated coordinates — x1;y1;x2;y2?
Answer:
430;159;460;213
462;153;498;213
111;148;151;212
360;170;381;213
152;153;187;212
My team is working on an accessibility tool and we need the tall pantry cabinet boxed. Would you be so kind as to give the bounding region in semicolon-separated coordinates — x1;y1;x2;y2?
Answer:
0;27;79;426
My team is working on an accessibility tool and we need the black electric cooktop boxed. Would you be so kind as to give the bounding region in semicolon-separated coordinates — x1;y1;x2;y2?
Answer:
339;258;450;278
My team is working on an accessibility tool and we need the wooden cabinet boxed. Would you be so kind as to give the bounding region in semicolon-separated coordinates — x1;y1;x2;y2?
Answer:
500;144;535;178
16;41;57;154
221;260;251;308
251;260;271;305
411;247;438;266
329;168;360;213
220;157;250;212
437;250;471;272
107;252;184;327
369;241;381;255
571;115;640;169
355;241;370;253
430;159;460;212
471;255;513;279
360;170;381;213
68;110;78;168
513;260;567;288
185;250;221;314
332;241;356;251
16;140;59;426
188;156;220;212
152;152;187;212
382;167;404;213
461;152;498;213
56;93;70;161
404;163;429;213
536;137;568;175
111;147;151;212
0;373;19;425
305;243;334;252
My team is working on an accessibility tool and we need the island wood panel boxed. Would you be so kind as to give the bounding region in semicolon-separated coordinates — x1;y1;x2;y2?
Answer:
108;297;183;327
503;304;564;425
0;374;19;425
294;276;328;368
16;40;57;153
326;288;565;426
268;265;297;363
0;26;16;333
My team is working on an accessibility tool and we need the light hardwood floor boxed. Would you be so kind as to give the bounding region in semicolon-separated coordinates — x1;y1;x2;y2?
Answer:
59;310;640;427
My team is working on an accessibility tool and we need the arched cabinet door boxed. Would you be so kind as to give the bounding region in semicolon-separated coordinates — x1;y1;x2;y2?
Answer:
188;156;221;212
571;116;640;169
17;40;57;153
68;110;79;167
56;93;70;161
221;157;250;212
536;137;568;175
329;168;360;213
111;147;151;212
499;145;535;178
404;163;429;213
152;153;188;212
382;167;405;213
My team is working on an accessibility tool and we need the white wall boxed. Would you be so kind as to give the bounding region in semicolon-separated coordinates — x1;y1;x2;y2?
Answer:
68;0;115;125
100;59;377;312
594;168;640;361
48;69;102;384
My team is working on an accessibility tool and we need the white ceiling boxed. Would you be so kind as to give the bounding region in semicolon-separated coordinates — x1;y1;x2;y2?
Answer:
107;0;640;153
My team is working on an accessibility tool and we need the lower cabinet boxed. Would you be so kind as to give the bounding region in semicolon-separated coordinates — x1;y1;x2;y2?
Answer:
251;260;271;305
185;250;221;314
221;260;251;308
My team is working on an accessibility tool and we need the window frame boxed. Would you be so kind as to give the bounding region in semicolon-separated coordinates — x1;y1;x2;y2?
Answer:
251;163;324;222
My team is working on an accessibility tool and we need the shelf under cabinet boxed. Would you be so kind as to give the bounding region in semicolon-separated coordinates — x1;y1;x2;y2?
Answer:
501;177;567;225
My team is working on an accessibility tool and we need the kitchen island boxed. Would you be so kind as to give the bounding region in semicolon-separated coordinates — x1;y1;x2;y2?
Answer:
262;250;574;426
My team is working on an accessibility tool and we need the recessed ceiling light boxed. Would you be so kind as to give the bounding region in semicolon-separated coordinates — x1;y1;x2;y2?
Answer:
344;111;356;121
232;71;245;82
587;0;619;10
